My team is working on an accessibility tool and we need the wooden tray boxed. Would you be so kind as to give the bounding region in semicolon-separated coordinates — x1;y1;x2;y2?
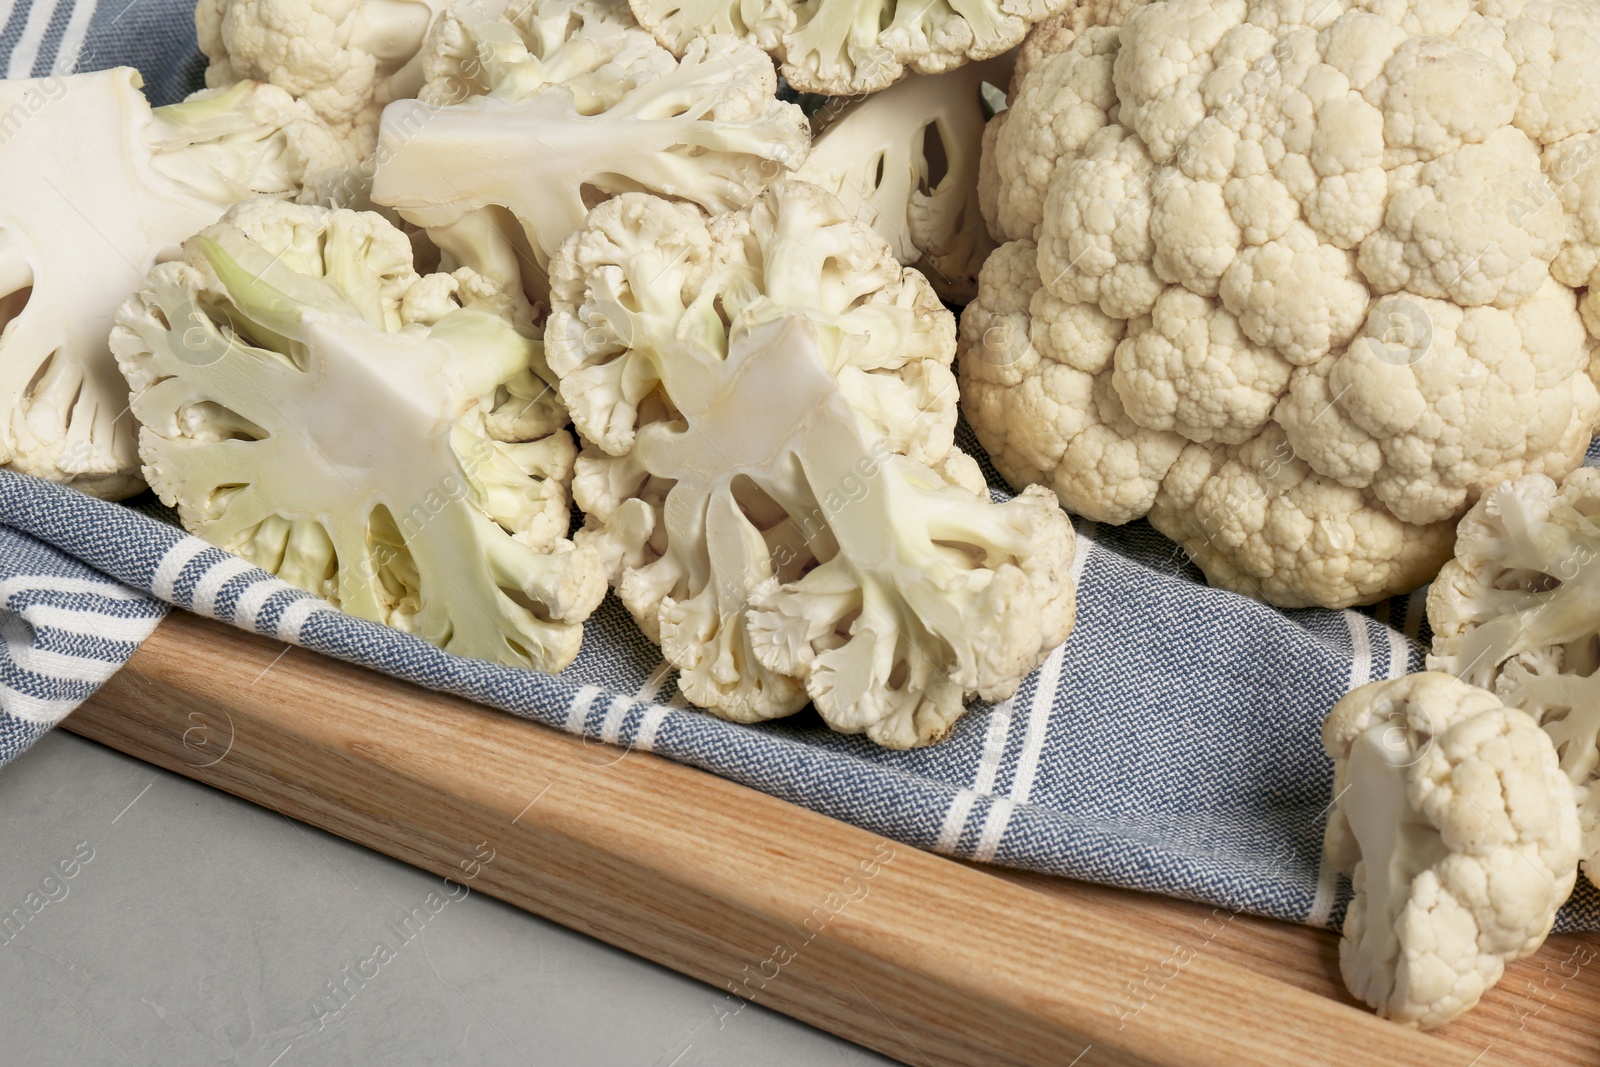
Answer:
63;611;1598;1066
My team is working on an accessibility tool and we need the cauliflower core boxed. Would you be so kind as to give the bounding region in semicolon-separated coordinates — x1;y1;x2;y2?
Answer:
370;0;809;304
628;0;1067;96
1429;469;1600;888
0;69;356;499
547;182;1078;748
113;200;605;672
962;0;1600;607
1323;673;1578;1029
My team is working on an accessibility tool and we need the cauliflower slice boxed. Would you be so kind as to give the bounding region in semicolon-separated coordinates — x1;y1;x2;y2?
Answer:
547;183;1078;747
963;0;1600;608
797;56;1008;302
370;0;809;304
112;200;603;672
1322;672;1579;1029
1428;468;1600;887
0;69;357;499
197;0;451;154
629;0;1069;97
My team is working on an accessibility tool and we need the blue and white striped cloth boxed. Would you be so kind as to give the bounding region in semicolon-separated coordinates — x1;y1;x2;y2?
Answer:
4;0;1599;931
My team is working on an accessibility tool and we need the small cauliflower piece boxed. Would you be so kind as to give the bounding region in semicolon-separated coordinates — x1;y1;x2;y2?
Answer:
963;0;1600;608
1322;672;1579;1029
797;56;1009;302
629;0;1070;97
113;200;603;672
547;182;1078;747
1429;469;1600;887
0;69;358;499
370;0;809;304
197;0;452;154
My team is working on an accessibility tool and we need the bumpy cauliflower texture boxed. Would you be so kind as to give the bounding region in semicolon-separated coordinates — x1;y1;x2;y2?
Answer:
1429;468;1600;888
370;0;809;304
547;182;1078;747
963;0;1600;607
629;0;1068;96
197;0;449;153
1322;672;1579;1028
0;69;356;499
113;200;604;671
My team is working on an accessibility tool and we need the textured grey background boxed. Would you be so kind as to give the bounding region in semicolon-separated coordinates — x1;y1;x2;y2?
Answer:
0;730;893;1067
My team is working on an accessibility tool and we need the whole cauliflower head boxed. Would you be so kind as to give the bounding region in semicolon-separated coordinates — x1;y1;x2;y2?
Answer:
628;0;1069;96
370;0;810;305
0;69;357;499
113;199;605;672
197;0;450;154
1429;468;1600;888
546;182;1078;748
962;0;1600;608
1322;672;1579;1029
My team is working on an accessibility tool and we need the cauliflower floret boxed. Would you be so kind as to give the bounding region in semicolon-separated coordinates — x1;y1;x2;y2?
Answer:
1276;280;1597;525
1428;469;1600;887
1547;132;1600;341
112;199;602;671
1112;287;1292;445
0;69;357;499
197;0;449;154
547;183;1079;747
964;0;1600;608
629;0;1071;97
989;18;1129;243
797;56;1009;302
370;0;809;305
1150;429;1456;609
1322;673;1579;1029
960;241;1184;524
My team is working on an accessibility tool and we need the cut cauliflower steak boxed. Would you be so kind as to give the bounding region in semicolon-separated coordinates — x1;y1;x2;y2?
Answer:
797;57;1008;303
1322;673;1579;1029
371;0;809;303
547;182;1078;748
113;200;604;672
628;0;1068;96
0;69;357;499
1429;468;1600;888
963;0;1600;608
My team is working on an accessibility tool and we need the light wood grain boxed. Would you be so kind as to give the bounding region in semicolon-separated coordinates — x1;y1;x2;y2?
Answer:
62;611;1572;1066
997;871;1600;1065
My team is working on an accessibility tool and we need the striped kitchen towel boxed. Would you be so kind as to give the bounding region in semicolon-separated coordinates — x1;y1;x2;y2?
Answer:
4;0;1600;933
7;456;1600;932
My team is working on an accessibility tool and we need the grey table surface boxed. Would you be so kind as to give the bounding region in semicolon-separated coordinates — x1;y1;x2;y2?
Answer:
0;729;896;1067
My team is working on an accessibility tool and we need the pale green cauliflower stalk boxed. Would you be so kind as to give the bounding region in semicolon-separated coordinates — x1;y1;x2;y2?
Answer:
961;0;1600;608
369;0;810;304
197;0;454;154
113;199;605;672
0;68;357;499
628;0;1067;96
546;182;1078;748
1428;468;1600;889
1322;672;1578;1029
796;56;1008;302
